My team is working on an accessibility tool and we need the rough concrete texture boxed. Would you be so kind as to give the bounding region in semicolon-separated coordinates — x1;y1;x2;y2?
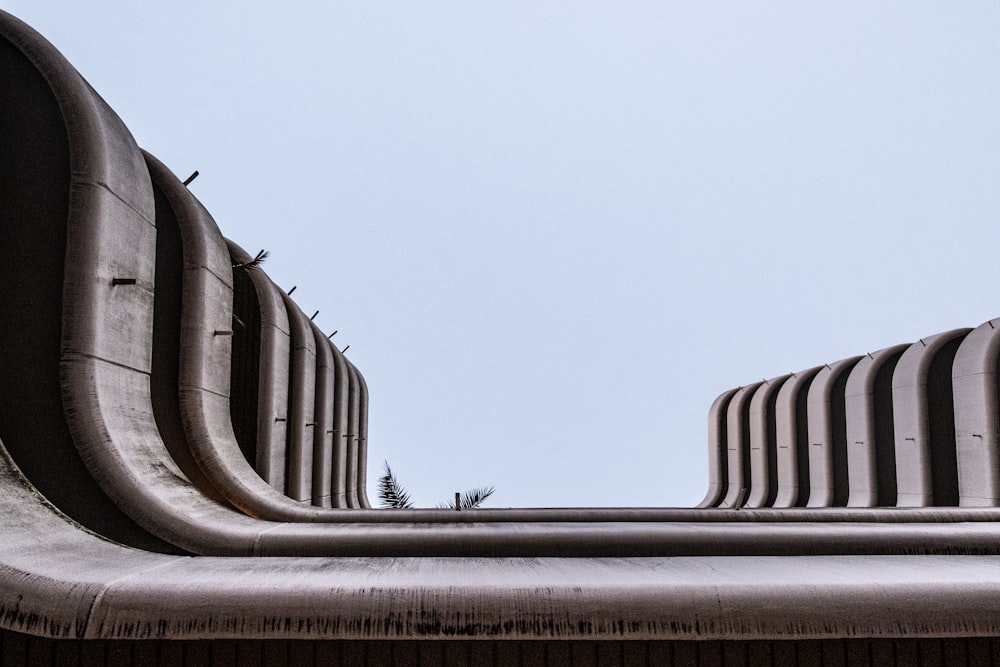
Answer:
10;6;1000;655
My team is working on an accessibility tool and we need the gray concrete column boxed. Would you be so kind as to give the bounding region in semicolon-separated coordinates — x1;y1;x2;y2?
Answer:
722;383;763;509
893;329;971;507
310;322;335;508
952;319;1000;506
329;343;350;508
805;357;863;508
345;358;362;508
228;241;291;493
773;367;824;508
844;344;908;507
281;293;317;504
698;389;739;508
746;375;790;508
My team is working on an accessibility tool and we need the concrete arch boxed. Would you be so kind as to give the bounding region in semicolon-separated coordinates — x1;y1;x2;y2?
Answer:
746;375;791;508
953;318;1000;506
354;362;372;509
282;292;318;503
228;241;291;492
772;367;824;508
698;388;740;508
344;360;362;508
722;383;763;509
805;357;863;508
311;321;335;508
844;344;909;507
329;341;351;508
893;329;971;507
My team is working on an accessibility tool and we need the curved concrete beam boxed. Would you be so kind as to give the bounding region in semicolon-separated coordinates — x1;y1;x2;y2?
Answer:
228;241;290;492
353;361;372;509
893;329;971;507
772;367;824;508
311;321;335;508
0;14;179;553
722;383;763;509
329;341;351;508
746;375;791;509
344;360;362;508
698;388;739;508
9;437;1000;643
805;356;863;508
844;344;909;507
282;292;318;503
953;318;1000;506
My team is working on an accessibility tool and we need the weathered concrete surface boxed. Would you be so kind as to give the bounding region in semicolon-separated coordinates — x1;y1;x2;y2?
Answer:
953;318;1000;506
805;357;862;508
893;329;971;507
722;383;762;509
698;388;738;508
845;344;908;507
773;367;823;508
746;375;790;508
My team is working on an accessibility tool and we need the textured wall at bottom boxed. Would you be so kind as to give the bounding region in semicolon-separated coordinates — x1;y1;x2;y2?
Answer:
3;629;997;667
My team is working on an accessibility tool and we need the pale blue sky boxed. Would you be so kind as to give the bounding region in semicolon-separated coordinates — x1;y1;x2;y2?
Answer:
7;2;1000;507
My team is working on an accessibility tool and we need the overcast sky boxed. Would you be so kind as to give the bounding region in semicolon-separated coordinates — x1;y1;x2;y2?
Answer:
6;2;999;508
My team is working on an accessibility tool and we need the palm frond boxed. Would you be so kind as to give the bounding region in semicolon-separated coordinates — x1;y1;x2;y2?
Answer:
437;486;495;510
232;249;269;271
377;461;413;509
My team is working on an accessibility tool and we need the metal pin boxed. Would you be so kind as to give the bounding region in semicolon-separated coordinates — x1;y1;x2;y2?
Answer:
288;286;297;295
111;278;136;286
327;330;338;339
455;492;461;511
213;330;233;336
310;311;319;321
183;170;199;186
342;345;350;353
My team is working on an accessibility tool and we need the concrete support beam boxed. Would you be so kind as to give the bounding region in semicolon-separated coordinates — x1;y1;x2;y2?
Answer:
805;357;863;508
773;367;823;508
746;375;790;508
953;318;1000;506
893;329;971;507
698;389;739;508
722;383;763;509
844;344;909;507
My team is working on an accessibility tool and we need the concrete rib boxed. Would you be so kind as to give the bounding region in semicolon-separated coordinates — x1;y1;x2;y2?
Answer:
805;357;863;508
773;367;824;508
844;344;909;507
311;321;335;508
893;329;971;507
698;388;739;508
953;319;1000;506
282;291;318;503
746;375;791;508
228;241;291;492
722;383;763;509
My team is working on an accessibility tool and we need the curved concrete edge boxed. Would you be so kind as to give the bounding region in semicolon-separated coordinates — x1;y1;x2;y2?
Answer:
845;344;910;507
11;430;1000;643
805;357;863;508
893;329;972;507
344;359;362;508
953;318;1000;506
746;375;790;508
146;156;342;524
773;367;824;508
722;383;763;509
282;291;318;504
329;341;351;508
351;360;372;509
227;240;291;492
311;321;335;508
698;388;739;508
